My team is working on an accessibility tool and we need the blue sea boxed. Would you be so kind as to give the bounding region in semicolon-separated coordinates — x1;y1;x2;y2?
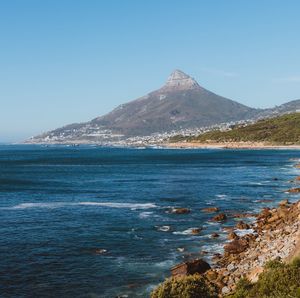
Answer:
1;145;300;297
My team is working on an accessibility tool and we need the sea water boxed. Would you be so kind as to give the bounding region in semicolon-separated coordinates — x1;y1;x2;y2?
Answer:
0;145;299;297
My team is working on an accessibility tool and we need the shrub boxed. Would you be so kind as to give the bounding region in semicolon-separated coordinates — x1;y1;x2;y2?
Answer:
151;274;218;298
231;258;300;298
230;278;253;298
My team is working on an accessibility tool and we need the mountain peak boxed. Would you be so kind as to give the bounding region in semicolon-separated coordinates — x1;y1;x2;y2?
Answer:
162;69;200;91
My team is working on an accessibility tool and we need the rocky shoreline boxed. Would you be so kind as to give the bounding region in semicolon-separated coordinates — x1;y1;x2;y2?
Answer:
165;141;300;150
167;168;300;296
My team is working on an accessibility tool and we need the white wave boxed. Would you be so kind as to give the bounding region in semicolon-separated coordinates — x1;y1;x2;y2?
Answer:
216;194;227;198
235;228;256;237
201;242;224;255
9;202;70;209
5;201;157;210
156;225;172;232
139;211;154;218
173;227;202;235
78;202;157;209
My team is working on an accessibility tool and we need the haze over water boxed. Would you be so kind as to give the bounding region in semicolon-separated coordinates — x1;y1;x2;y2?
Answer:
0;145;299;297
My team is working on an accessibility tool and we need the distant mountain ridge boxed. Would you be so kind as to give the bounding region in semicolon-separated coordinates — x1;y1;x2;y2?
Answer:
28;70;300;144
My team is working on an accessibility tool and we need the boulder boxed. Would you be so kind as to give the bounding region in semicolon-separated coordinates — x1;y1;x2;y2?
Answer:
95;249;107;254
228;232;239;240
201;207;219;213
286;188;300;193
235;221;250;230
190;228;202;235
233;212;257;218
212;213;227;222
279;199;289;206
205;269;218;281
170;207;191;214
211;232;220;238
224;239;249;254
171;258;211;277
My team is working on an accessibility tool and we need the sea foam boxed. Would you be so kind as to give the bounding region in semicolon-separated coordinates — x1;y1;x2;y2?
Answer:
4;201;158;210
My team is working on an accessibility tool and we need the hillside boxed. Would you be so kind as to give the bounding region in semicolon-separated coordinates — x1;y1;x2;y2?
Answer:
170;113;300;145
28;70;258;143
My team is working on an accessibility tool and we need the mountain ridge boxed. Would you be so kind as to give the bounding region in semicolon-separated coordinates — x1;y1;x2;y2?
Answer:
28;70;300;144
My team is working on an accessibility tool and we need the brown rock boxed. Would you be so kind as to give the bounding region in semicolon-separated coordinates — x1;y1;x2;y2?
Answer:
256;199;273;203
286;188;300;193
228;232;239;240
190;228;202;235
224;239;249;254
171;258;211;277
170;207;190;214
212;253;223;262
295;176;300;181
267;214;280;223
95;248;107;254
233;212;257;218
205;269;218;281
257;208;271;220
211;232;220;238
279;199;289;206
201;207;219;213
212;213;227;222
235;221;250;230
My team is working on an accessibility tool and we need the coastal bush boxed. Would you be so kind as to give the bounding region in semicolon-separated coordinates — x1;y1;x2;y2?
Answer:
151;274;218;298
170;112;300;145
231;258;300;298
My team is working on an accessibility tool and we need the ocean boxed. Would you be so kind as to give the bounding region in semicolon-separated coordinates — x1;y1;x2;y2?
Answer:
0;145;299;297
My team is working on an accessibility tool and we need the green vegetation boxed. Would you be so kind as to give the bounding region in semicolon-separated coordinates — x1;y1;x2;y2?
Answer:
230;258;300;298
151;274;218;298
170;113;300;145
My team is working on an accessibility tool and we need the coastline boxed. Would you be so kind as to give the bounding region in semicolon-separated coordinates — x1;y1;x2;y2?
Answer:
164;159;300;296
164;141;300;150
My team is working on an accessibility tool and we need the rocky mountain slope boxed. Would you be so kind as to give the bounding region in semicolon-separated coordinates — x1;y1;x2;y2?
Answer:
28;70;300;144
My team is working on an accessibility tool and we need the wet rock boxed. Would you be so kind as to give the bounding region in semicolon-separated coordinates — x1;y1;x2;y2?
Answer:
190;228;202;235
95;249;107;254
212;253;222;262
212;213;227;222
169;207;191;214
233;212;257;218
200;250;208;255
224;239;249;254
211;232;220;238
235;221;250;230
201;207;219;213
286;188;300;193
171;258;211;277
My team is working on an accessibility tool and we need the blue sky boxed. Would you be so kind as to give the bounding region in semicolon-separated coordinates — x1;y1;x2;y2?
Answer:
1;0;300;142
